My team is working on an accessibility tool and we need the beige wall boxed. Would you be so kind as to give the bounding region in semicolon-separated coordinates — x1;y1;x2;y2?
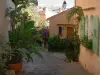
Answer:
79;45;100;75
76;0;100;16
76;0;96;9
48;11;74;38
95;0;100;17
0;0;9;43
76;0;100;74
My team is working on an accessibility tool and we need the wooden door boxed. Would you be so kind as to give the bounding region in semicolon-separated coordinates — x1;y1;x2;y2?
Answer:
67;27;74;37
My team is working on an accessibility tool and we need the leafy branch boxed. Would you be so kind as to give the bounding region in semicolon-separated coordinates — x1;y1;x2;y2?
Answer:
6;0;38;31
67;6;84;22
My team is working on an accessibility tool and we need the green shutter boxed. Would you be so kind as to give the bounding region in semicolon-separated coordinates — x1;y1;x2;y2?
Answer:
92;16;99;55
85;16;88;36
80;16;85;40
90;15;94;39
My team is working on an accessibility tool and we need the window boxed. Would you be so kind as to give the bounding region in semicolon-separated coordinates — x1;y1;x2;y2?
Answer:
58;27;62;36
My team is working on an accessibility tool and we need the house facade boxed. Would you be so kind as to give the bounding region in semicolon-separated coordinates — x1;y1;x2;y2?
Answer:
0;0;9;43
75;0;100;16
47;10;74;38
76;0;100;74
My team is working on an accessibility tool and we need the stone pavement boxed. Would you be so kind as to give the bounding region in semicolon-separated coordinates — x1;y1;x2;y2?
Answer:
19;51;92;75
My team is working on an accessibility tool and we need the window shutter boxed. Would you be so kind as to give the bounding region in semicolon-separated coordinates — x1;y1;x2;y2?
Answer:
85;16;88;36
80;16;85;40
92;16;99;55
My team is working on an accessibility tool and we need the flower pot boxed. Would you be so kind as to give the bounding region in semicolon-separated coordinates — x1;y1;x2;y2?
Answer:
8;63;22;74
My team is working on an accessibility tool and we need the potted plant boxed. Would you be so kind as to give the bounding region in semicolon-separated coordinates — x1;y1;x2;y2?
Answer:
0;43;12;75
7;21;42;74
6;1;43;74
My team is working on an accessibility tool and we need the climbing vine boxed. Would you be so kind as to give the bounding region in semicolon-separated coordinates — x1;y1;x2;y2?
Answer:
67;6;84;22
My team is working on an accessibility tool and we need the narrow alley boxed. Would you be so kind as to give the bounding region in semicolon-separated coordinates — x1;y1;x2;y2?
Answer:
19;50;92;75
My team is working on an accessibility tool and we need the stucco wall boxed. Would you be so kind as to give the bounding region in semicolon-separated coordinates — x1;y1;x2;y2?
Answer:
75;0;100;17
48;10;74;38
0;0;9;43
76;0;96;9
76;0;100;74
79;45;100;75
95;0;100;17
49;18;58;36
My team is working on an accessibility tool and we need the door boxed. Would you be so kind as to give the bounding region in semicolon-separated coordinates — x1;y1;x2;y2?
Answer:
67;27;74;37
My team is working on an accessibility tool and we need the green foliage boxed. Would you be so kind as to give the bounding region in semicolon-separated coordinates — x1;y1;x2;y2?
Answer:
12;0;38;6
6;0;38;31
65;6;84;62
8;20;43;63
0;44;12;75
48;34;80;62
27;5;47;29
48;35;65;52
81;35;92;49
67;6;84;22
6;0;43;64
64;35;80;62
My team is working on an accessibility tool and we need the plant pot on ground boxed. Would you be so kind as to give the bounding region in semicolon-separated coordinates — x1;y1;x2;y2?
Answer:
0;43;12;75
7;49;22;74
6;0;43;74
7;21;43;74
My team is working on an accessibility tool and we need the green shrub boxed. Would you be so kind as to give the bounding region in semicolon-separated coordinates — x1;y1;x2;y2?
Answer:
81;35;92;49
0;43;12;75
64;36;80;62
48;35;80;62
48;35;65;52
8;21;43;64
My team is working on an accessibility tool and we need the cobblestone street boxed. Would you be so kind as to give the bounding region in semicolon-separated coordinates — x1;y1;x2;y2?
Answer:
19;51;92;75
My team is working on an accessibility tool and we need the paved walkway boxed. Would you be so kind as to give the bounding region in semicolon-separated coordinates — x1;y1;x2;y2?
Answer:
19;51;92;75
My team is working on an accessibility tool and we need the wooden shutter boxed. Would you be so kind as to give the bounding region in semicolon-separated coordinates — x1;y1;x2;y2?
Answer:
92;16;99;55
90;15;94;39
85;16;88;36
80;16;85;40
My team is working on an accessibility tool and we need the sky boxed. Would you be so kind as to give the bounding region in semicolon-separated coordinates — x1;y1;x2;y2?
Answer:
38;0;75;8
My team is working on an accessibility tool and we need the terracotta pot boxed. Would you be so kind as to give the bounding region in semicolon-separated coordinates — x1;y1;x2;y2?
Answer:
8;63;22;74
